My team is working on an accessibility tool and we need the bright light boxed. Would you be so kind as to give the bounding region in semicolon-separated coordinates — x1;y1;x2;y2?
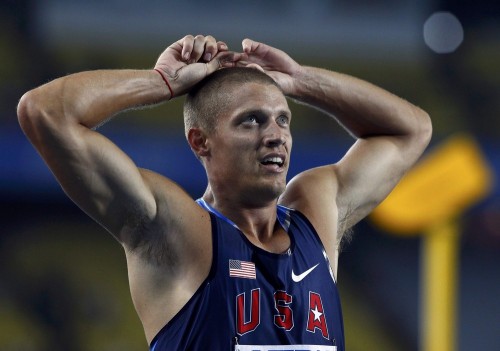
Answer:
423;12;464;54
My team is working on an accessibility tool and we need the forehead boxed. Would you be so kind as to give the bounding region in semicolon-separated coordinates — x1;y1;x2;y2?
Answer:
221;81;290;116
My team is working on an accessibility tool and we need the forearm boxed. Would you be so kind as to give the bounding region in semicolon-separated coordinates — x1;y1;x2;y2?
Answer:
290;66;430;139
19;69;169;131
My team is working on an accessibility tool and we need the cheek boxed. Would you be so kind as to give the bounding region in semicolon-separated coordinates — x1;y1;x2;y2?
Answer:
213;137;254;165
222;134;258;153
210;129;260;161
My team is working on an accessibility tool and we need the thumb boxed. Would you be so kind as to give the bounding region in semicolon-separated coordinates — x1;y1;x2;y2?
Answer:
173;51;241;96
242;38;260;54
205;51;242;74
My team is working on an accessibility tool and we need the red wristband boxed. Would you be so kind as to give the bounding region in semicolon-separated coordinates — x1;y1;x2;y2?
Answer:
154;68;174;99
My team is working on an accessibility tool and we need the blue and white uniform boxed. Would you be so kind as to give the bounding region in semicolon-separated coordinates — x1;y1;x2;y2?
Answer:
150;199;345;351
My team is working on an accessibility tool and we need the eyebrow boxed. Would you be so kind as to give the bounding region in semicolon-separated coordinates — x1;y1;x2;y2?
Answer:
236;108;292;117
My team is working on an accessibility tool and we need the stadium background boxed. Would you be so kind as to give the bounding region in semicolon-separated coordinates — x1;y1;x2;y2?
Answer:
1;1;499;350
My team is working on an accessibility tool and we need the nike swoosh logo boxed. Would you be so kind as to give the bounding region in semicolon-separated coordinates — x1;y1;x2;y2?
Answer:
292;263;319;282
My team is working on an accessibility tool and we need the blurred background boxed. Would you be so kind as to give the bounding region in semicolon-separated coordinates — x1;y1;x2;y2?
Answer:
1;0;499;350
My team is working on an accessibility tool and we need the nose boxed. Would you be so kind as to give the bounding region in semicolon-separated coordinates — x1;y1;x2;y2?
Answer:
263;123;287;148
264;134;286;148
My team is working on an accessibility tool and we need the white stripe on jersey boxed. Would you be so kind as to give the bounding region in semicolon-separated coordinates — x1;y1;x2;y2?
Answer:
235;345;336;351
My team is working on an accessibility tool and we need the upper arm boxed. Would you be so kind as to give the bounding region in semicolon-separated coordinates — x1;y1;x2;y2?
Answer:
18;89;157;243
283;132;430;240
334;135;416;228
36;123;156;242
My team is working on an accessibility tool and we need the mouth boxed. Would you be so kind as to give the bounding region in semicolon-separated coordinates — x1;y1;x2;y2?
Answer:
260;154;286;171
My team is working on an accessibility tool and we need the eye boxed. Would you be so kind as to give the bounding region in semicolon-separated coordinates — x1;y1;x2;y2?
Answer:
242;115;258;125
276;115;290;126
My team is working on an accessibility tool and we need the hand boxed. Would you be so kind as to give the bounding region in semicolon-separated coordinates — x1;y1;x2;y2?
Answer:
154;35;241;97
236;39;302;95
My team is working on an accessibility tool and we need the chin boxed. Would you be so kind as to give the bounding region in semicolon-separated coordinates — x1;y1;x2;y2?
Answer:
255;182;286;202
239;175;287;205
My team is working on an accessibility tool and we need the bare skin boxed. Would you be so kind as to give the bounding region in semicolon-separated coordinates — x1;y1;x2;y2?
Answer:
17;35;432;344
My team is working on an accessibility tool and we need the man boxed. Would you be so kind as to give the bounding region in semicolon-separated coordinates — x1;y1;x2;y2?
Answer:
18;35;432;350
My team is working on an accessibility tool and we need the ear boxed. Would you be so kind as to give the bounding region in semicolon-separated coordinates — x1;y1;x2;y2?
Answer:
187;128;210;157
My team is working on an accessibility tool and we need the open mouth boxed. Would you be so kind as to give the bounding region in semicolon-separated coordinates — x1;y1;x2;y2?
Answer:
260;156;285;168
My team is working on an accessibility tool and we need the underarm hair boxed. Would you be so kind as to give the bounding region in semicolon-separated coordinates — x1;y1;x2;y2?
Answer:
337;205;355;252
124;212;178;267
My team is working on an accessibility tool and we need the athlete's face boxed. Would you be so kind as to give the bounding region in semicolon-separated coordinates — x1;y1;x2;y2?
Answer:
206;82;292;204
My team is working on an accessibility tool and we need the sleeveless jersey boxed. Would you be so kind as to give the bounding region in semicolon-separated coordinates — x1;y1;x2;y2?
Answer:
149;200;345;351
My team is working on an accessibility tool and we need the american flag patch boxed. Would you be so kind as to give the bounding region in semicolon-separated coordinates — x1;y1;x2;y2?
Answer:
229;259;256;279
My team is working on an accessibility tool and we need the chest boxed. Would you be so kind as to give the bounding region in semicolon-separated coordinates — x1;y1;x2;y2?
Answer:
241;226;291;254
214;219;339;342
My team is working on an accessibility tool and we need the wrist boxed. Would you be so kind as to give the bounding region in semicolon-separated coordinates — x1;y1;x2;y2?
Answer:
153;69;174;100
285;65;309;99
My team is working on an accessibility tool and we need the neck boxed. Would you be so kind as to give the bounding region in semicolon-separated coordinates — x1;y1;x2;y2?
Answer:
202;187;279;242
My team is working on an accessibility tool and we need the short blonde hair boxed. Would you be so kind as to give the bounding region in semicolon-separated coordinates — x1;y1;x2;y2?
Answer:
183;67;281;138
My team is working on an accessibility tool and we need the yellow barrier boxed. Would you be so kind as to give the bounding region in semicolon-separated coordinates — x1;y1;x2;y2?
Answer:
370;134;494;351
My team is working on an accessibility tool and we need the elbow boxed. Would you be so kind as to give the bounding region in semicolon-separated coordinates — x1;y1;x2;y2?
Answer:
402;107;432;163
415;108;433;149
17;88;62;140
17;90;42;137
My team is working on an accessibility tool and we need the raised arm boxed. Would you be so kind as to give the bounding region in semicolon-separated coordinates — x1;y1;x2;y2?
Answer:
17;35;237;245
287;65;432;224
236;39;432;245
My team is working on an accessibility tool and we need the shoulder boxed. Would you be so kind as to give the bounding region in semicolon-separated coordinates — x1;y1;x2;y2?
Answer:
280;165;339;217
279;166;345;277
140;169;207;221
124;169;212;264
279;165;342;246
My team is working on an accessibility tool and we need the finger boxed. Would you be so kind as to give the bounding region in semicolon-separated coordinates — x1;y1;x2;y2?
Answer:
203;35;218;62
232;54;254;68
245;63;266;73
190;35;207;63
181;35;195;61
206;51;242;74
233;59;267;73
242;38;259;54
217;41;228;52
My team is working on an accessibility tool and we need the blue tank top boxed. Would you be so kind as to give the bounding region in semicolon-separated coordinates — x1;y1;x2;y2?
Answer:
149;200;345;351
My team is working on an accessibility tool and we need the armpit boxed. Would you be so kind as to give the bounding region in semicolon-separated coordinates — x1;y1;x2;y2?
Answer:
337;203;355;252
